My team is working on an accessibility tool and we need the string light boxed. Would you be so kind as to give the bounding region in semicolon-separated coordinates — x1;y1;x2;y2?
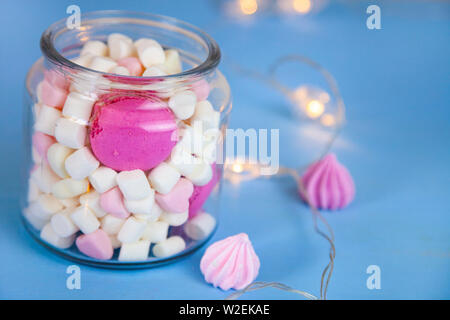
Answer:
277;0;312;15
305;99;324;118
291;86;331;121
231;163;244;173
292;0;312;14
320;113;335;127
239;0;258;15
222;54;346;299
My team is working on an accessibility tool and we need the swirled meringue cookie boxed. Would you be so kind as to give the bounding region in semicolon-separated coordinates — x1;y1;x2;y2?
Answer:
300;153;355;210
200;233;260;291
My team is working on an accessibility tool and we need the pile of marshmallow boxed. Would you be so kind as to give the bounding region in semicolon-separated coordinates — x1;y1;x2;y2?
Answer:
25;33;220;262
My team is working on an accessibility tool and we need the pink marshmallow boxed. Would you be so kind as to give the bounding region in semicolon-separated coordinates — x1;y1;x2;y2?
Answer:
117;57;143;76
32;132;55;163
100;187;130;219
41;80;68;108
189;163;219;218
76;229;114;260
155;178;194;213
44;69;69;90
191;79;210;101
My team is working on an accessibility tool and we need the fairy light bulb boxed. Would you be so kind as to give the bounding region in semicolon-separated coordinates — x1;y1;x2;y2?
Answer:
292;0;311;13
320;114;335;127
232;163;244;173
239;0;258;15
306;100;324;118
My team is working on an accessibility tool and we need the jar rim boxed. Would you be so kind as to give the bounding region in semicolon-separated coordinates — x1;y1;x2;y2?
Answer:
40;10;221;81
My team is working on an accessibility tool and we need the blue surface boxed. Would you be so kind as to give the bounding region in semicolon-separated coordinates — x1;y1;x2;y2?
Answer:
0;0;449;299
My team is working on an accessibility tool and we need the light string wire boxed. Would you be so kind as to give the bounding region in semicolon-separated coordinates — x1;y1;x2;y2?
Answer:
223;54;345;300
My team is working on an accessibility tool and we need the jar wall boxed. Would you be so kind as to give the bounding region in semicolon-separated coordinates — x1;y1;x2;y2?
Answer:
22;11;231;268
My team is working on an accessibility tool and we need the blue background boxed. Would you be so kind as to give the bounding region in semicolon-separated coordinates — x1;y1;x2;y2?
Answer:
0;0;449;299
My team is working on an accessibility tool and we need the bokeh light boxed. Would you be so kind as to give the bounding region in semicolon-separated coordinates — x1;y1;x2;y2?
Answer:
239;0;258;15
292;0;311;14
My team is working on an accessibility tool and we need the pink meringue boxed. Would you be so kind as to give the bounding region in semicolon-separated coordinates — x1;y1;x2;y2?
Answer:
300;153;355;210
200;233;260;291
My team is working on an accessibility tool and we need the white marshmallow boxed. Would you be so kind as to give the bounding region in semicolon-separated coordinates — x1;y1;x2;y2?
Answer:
185;161;213;186
142;66;166;77
117;217;147;243
35;105;61;136
31;163;61;193
116;170;151;200
54;118;87;149
23;206;48;230
124;190;155;215
135;38;165;67
89;56;118;73
110;66;130;76
161;49;182;75
133;203;163;222
108;33;134;60
101;214;126;235
118;240;150;261
148;203;164;221
160;210;188;227
51;178;88;199
201;140;218;164
72;52;95;68
69;74;100;96
141;221;169;243
28;194;63;220
133;214;152;222
167;143;200;177
109;234;122;249
27;180;41;203
184;212;216;240
148;162;180;194
51;207;79;237
168;90;197;120
179;124;204;156
79;191;107;218
88;166;117;193
59;197;79;208
40;223;75;249
70;205;100;234
33;103;42;118
80;40;108;57
47;143;74;178
65;147;99;180
62;92;95;123
152;236;186;258
191;100;220;130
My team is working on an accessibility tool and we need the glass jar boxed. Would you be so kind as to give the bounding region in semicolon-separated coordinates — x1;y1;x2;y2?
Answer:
22;11;231;268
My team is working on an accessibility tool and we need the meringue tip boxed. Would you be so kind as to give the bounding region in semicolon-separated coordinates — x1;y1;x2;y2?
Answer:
200;233;260;291
300;153;355;210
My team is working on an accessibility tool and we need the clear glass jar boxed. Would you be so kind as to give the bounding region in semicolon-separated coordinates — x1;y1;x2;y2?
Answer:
22;11;231;268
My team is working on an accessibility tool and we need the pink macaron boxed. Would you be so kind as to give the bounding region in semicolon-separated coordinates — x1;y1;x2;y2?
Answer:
90;94;178;171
